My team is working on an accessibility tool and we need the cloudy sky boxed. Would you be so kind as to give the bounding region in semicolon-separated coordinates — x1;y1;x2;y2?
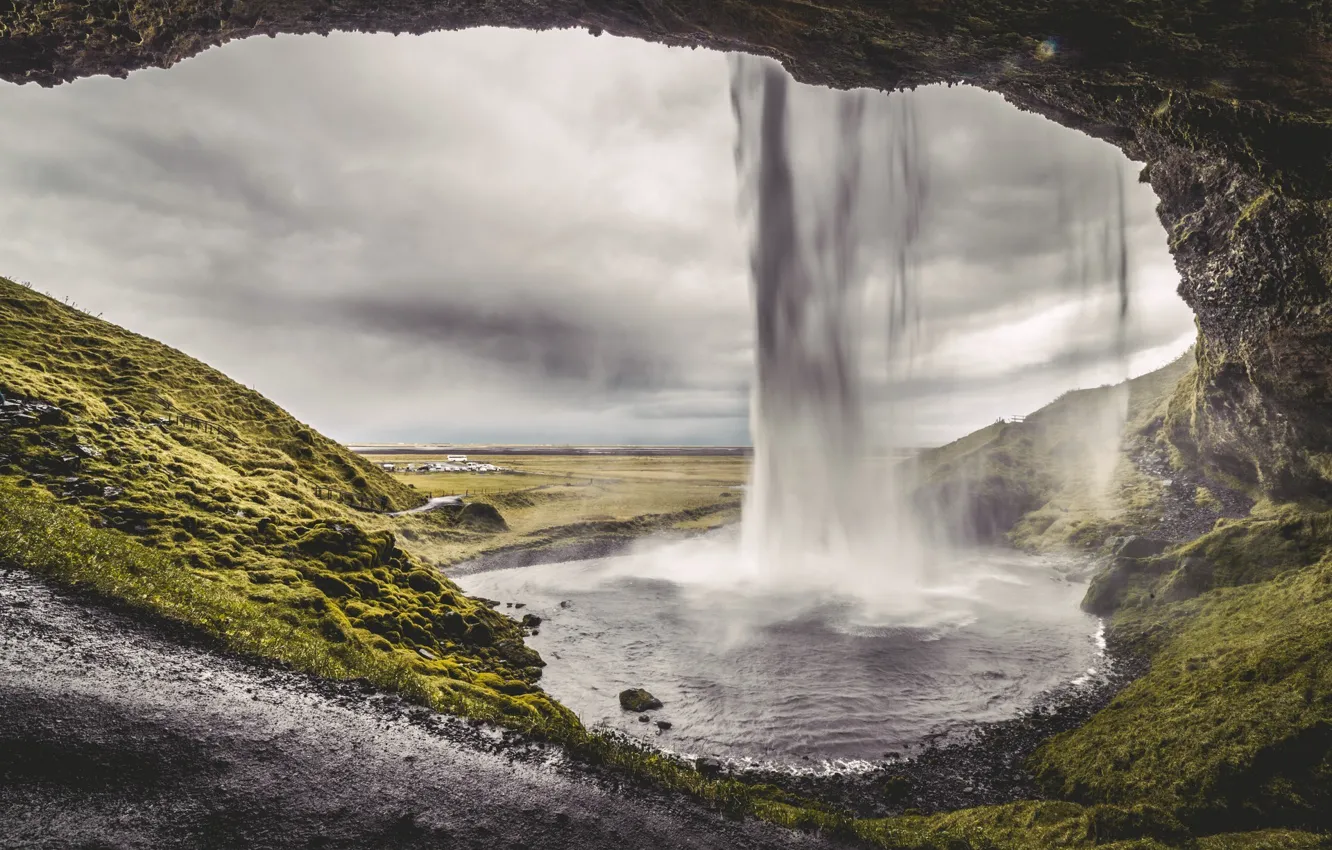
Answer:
0;28;1195;447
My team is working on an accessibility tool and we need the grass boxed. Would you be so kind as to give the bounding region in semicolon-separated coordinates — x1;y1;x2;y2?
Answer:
857;802;1327;849
910;352;1194;549
1032;551;1332;833
362;453;747;568
0;479;556;721
0;275;563;718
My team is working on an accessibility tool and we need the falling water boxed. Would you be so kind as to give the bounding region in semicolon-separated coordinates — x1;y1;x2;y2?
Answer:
459;68;1142;764
730;54;932;601
729;55;1136;595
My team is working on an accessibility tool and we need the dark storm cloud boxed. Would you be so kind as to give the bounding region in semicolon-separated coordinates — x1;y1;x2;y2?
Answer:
220;284;674;390
0;28;1193;445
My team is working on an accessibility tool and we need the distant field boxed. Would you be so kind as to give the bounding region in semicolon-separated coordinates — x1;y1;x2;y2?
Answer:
358;451;750;569
350;444;751;457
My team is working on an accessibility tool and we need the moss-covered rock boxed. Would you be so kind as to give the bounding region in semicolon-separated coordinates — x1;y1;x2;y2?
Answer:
619;688;663;712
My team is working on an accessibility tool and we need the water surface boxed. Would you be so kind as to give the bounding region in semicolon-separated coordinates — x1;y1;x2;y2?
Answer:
460;534;1100;770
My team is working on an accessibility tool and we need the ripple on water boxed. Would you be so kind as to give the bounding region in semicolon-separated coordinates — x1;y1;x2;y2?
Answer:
459;538;1100;769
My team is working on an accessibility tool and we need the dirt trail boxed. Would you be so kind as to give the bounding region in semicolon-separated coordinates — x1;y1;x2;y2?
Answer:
0;571;837;850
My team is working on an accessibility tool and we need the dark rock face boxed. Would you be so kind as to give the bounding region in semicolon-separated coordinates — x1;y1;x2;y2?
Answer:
618;688;663;712
1147;140;1332;498
2;2;1329;501
1107;536;1170;560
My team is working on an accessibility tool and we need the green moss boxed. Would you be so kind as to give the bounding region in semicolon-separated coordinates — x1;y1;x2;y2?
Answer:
1232;190;1275;235
858;802;1329;848
856;800;1194;849
1034;551;1332;832
0;276;559;702
1194;486;1222;511
1161;501;1332;596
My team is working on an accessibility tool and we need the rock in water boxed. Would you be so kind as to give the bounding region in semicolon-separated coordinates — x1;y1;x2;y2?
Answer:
656;720;673;731
618;688;663;712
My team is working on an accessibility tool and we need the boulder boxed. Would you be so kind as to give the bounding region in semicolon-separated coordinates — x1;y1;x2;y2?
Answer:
520;614;542;629
1107;536;1170;560
656;720;672;731
1083;565;1131;616
618;688;663;712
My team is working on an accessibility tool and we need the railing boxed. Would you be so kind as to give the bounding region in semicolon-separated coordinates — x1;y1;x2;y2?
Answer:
152;410;237;441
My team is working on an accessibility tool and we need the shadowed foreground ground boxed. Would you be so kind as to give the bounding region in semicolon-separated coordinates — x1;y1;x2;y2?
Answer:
0;571;837;850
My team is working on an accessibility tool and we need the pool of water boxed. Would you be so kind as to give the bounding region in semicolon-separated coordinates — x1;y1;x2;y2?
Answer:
458;532;1101;771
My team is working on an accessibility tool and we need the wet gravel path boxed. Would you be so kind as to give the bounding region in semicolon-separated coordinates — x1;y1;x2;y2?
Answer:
0;571;839;850
1132;442;1252;543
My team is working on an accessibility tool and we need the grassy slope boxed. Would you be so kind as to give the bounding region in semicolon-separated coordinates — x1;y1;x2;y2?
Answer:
911;353;1193;549
909;347;1332;842
0;276;563;723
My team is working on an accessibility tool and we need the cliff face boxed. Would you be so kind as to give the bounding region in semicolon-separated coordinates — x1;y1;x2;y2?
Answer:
1148;139;1332;497
2;0;1330;497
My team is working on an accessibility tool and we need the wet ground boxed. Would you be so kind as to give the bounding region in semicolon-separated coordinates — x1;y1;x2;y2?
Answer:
1133;442;1253;542
0;571;838;850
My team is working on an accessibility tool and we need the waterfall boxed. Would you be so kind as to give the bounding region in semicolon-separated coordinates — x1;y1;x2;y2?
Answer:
728;56;1136;606
729;54;931;599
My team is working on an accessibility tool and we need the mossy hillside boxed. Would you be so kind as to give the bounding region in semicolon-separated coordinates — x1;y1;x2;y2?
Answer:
855;800;1329;849
1079;491;1332;616
911;353;1193;548
1032;552;1332;833
0;479;562;720
0;276;558;718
